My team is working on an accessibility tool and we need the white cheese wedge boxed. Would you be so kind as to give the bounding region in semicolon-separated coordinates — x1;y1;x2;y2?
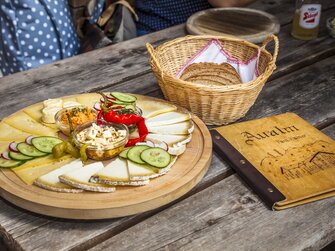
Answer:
168;144;186;156
127;160;155;181
62;101;82;108
146;133;192;147
136;100;177;119
34;159;84;193
59;162;115;192
43;98;63;108
41;106;61;124
145;111;191;127
147;120;194;135
91;158;149;186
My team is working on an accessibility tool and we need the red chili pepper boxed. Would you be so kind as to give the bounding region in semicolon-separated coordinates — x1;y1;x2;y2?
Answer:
103;110;142;125
126;117;148;147
97;92;148;146
97;110;103;126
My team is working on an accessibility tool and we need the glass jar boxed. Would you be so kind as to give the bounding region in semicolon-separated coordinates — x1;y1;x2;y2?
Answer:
291;0;322;40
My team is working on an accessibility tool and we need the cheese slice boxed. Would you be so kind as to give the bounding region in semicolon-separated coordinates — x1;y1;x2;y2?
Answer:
23;103;43;121
59;162;116;192
0;122;31;141
0;141;9;153
12;155;74;185
42;106;61;124
43;98;63;108
127;160;155;181
23;103;59;129
61;97;78;103
62;101;82;108
92;158;149;186
94;158;130;181
136;99;177;119
147;120;194;135
145;112;191;127
76;93;101;108
146;133;192;147
3;111;57;136
34;159;83;192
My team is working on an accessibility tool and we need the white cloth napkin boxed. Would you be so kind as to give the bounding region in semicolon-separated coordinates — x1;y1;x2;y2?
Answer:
176;39;260;83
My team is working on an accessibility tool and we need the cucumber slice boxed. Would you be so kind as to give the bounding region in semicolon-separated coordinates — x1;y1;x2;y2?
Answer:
31;136;63;153
17;142;49;157
110;92;137;103
127;145;150;164
140;147;171;168
119;148;130;159
0;158;24;168
9;151;34;161
112;99;134;105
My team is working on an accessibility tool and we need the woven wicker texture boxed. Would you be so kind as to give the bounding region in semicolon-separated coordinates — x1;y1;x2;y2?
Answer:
146;35;279;125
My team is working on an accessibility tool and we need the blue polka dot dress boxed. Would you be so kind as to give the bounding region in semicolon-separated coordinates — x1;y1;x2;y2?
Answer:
0;0;80;76
135;0;212;34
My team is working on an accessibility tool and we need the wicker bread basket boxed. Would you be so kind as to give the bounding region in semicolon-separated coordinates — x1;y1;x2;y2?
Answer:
146;35;279;125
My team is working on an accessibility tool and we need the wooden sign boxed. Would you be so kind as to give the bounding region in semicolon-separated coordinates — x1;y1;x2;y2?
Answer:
211;113;335;210
186;7;280;43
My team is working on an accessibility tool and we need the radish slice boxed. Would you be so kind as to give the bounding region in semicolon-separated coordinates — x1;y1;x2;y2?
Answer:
9;142;19;152
1;152;11;160
106;95;116;101
146;140;155;148
25;135;35;145
93;102;101;111
157;142;169;151
100;96;115;103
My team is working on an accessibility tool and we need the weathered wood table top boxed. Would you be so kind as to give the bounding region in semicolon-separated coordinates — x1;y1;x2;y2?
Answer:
0;0;334;250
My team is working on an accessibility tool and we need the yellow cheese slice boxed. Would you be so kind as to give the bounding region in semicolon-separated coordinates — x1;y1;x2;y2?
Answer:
62;96;78;103
145;111;191;127
0;141;9;153
0;122;32;141
23;103;59;130
23;103;43;121
76;93;101;108
136;99;177;119
3;111;57;136
12;155;73;185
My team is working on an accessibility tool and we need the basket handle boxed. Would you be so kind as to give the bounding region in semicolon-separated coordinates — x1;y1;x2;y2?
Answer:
261;35;279;63
146;43;160;68
146;43;165;80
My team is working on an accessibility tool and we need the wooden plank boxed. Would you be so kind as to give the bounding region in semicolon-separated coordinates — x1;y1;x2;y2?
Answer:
90;173;335;251
0;52;334;251
0;1;334;120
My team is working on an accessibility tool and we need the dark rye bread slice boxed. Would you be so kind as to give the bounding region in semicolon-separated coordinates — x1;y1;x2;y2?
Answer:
180;62;242;86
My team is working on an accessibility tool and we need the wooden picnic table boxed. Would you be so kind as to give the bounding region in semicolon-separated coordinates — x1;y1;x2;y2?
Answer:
0;0;334;250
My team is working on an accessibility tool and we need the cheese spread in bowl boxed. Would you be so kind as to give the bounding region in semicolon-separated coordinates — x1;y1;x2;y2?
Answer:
55;106;97;136
73;121;129;160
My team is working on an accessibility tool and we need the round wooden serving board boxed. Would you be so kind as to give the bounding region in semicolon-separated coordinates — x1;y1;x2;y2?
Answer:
0;94;212;220
186;7;280;43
